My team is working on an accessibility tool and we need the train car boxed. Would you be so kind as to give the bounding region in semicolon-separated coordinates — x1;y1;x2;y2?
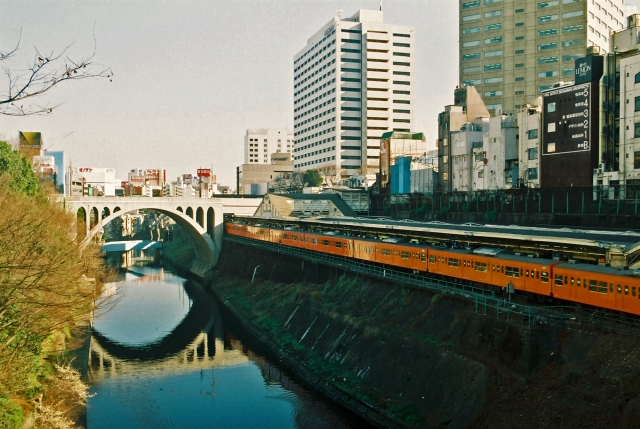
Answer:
353;238;427;271
304;231;354;258
428;247;555;296
270;228;307;250
552;263;640;316
225;222;247;238
245;224;271;242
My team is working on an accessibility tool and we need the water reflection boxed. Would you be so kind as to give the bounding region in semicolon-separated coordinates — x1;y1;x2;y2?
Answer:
87;265;361;429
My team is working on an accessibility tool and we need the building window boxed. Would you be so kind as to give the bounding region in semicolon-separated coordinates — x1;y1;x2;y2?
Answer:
443;173;449;181
485;36;502;44
548;102;556;112
443;155;449;164
547;142;556;153
484;90;502;97
635;73;640;84
562;39;583;47
515;22;525;27
563;25;583;32
635;152;640;169
478;170;484;178
635;97;640;112
538;29;558;36
515;63;525;67
485;23;502;31
484;10;502;18
562;10;583;19
538;70;559;78
515;49;525;54
462;27;481;34
515;35;525;40
463;66;482;73
528;167;539;180
538;1;558;8
463;53;481;60
463;13;481;21
538;56;558;64
484;63;502;70
562;54;581;61
463;79;481;86
528;129;538;139
538;15;558;23
463;40;481;47
462;0;481;8
515;90;525;95
528;148;538;159
634;123;640;138
538;42;558;50
485;50;502;57
515;77;525;81
484;0;502;3
484;77;503;84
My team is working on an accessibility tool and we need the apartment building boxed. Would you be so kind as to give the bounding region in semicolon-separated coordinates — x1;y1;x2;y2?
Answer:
293;9;414;180
459;0;625;115
244;129;293;164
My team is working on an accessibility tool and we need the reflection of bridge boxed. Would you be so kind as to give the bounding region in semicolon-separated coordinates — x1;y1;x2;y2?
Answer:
89;283;248;380
102;240;163;252
89;332;249;380
55;196;260;271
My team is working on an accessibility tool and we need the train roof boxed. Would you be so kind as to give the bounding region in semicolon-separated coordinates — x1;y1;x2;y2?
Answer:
302;217;640;254
555;261;640;279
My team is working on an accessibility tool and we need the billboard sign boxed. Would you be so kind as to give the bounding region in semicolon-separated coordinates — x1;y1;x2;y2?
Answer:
542;82;591;155
19;131;41;159
574;55;604;85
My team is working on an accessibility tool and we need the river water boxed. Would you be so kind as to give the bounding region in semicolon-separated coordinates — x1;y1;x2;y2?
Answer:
87;265;367;429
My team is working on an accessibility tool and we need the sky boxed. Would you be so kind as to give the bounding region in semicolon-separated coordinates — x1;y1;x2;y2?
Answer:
1;0;640;186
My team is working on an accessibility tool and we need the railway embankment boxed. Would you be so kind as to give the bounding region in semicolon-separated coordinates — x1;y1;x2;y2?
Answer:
210;240;640;429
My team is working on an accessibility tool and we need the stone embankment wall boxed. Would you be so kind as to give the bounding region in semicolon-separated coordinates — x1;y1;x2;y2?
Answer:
169;238;640;428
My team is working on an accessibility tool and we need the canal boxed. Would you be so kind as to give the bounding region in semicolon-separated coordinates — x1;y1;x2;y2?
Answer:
87;264;369;428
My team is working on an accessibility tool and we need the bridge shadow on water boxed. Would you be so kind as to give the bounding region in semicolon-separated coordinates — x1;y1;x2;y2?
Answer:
91;280;220;362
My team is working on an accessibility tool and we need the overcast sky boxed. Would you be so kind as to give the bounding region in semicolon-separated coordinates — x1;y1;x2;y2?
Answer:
1;0;639;185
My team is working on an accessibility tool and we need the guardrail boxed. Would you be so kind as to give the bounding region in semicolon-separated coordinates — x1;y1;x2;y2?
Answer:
223;235;640;333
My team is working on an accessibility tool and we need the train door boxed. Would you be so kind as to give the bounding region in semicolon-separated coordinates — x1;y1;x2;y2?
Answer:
615;283;627;310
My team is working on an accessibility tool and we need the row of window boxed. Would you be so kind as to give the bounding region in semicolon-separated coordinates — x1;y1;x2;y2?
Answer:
554;275;638;297
462;0;502;8
295;30;335;67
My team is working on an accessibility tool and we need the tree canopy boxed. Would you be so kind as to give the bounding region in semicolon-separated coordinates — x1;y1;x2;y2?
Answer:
0;141;39;196
303;169;323;188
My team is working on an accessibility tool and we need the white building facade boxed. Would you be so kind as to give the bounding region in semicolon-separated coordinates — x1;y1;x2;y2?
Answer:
244;129;293;164
293;9;415;179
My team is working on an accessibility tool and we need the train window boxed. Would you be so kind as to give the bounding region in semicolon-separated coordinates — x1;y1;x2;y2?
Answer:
506;266;520;278
475;262;488;272
536;271;540;279
564;276;568;284
521;269;524;276
312;238;318;244
422;254;427;262
599;282;608;293
541;272;549;283
624;285;629;295
283;234;289;240
292;236;297;241
617;284;622;294
571;277;574;286
633;287;637;297
429;255;435;263
576;279;580;286
463;261;466;267
336;242;342;248
525;270;529;277
382;249;391;256
448;258;459;268
401;251;410;260
555;274;563;286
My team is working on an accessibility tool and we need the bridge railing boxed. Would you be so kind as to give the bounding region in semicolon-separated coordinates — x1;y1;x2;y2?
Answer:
224;235;640;333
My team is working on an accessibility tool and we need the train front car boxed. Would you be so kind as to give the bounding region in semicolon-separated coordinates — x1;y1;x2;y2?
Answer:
552;263;640;316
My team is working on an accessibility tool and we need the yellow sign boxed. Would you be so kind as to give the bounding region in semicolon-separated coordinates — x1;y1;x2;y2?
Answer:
19;132;42;159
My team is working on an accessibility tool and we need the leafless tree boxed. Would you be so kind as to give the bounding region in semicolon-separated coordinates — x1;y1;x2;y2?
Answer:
0;29;112;116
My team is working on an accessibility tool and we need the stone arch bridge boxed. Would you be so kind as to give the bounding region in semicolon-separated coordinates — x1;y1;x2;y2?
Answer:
55;196;260;271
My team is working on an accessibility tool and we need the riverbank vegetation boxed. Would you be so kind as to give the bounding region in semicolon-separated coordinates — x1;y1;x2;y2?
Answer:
0;142;107;428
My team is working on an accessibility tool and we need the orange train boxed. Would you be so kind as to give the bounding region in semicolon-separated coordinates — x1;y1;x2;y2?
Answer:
225;222;640;317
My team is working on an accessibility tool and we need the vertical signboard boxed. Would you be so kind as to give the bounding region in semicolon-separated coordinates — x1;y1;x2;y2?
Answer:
19;132;41;159
541;81;599;188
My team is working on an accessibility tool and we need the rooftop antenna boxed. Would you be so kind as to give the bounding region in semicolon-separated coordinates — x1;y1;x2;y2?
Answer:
380;0;382;11
336;8;343;19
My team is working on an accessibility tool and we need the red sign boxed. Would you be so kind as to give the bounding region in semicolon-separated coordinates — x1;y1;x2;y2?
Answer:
78;167;93;173
197;168;211;177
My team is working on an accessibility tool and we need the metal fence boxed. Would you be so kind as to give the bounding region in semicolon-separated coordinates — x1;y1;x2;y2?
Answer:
370;184;640;219
224;235;640;333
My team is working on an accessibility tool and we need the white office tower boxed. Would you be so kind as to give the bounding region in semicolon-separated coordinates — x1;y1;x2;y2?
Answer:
244;129;293;164
293;9;415;180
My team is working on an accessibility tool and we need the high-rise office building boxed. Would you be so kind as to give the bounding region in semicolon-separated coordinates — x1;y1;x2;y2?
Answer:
293;9;414;179
244;129;293;164
459;0;625;115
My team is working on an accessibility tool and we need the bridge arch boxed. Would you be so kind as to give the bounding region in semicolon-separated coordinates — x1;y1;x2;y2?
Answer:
79;201;220;266
185;207;194;219
196;207;204;228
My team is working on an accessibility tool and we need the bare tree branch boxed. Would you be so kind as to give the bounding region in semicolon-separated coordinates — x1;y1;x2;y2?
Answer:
0;28;112;116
